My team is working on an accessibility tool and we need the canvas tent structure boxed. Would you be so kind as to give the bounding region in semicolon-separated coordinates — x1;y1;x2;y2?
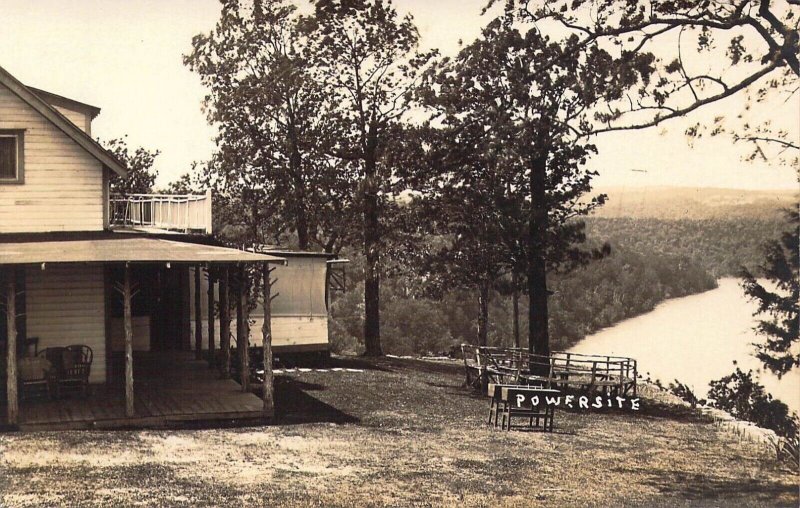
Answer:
190;250;341;359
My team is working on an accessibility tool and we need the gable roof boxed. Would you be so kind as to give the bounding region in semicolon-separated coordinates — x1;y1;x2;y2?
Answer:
0;65;127;177
27;86;102;119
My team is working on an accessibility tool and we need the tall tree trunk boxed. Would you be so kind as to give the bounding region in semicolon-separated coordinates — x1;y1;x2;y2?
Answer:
528;153;550;357
512;271;520;349
290;142;309;250
362;156;382;357
477;279;490;347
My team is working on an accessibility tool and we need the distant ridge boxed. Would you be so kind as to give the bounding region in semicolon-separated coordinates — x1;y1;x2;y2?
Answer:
588;186;798;220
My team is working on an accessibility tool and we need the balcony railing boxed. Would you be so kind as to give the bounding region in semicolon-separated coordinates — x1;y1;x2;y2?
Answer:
110;190;212;234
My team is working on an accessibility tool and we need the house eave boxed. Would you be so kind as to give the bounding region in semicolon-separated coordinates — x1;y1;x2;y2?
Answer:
0;65;127;177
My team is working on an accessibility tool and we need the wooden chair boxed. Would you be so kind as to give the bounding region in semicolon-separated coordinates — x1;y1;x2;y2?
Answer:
39;345;93;398
18;355;52;401
39;347;65;398
59;345;93;398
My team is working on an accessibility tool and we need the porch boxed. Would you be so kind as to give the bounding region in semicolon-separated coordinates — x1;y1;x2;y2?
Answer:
0;235;285;430
2;352;264;431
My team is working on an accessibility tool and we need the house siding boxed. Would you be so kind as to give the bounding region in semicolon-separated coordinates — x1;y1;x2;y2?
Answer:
0;82;104;233
53;105;90;135
25;264;106;383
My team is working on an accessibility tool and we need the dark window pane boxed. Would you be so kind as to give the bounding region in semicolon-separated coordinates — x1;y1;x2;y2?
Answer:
0;137;17;179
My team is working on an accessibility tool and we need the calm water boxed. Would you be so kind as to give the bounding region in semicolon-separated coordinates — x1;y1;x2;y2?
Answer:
570;278;800;413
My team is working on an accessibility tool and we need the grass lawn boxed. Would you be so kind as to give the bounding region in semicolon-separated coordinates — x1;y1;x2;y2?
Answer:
0;356;797;507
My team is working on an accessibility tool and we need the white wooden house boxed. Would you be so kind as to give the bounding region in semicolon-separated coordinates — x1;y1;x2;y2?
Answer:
0;64;288;430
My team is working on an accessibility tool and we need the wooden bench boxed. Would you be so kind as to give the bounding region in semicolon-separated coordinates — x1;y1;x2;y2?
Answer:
497;386;560;432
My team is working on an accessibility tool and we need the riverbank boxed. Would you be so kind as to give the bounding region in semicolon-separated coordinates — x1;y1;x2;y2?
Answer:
1;356;796;507
570;278;800;413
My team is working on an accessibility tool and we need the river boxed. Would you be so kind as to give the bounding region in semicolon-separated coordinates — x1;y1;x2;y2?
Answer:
569;278;800;413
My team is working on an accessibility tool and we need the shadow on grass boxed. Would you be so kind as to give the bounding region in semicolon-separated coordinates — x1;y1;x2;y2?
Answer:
547;400;707;423
642;471;798;502
425;381;488;403
495;426;578;436
377;356;463;376
273;375;359;426
328;355;394;372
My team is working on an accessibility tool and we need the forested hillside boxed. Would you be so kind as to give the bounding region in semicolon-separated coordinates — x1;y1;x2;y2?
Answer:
586;217;787;277
330;244;717;355
329;188;795;355
589;187;796;220
583;187;796;276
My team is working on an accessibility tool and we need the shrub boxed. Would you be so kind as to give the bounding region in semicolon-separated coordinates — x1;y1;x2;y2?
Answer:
708;367;798;439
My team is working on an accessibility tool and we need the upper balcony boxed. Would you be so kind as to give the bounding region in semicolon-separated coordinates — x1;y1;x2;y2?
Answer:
109;190;213;235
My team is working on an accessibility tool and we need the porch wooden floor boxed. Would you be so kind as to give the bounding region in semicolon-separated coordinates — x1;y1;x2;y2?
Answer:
2;352;266;431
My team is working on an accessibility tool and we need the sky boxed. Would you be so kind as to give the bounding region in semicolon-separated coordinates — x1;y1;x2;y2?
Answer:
0;0;797;191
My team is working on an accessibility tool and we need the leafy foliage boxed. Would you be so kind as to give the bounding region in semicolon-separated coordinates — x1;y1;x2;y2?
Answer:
184;0;353;251
181;1;797;359
548;247;717;349
301;0;436;355
411;14;641;355
104;137;159;195
741;209;800;376
708;367;799;439
586;216;789;277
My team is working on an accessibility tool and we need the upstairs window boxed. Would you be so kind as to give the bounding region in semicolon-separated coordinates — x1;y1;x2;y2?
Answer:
0;130;24;184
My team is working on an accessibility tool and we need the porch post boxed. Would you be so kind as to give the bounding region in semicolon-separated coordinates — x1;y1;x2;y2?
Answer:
6;268;18;426
207;268;215;368
261;263;274;417
123;263;135;417
219;265;230;378
194;264;202;360
237;265;250;392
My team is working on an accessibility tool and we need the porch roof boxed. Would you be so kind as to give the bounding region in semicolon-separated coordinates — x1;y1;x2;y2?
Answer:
0;237;286;265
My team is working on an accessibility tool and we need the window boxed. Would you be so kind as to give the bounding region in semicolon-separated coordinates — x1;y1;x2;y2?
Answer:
0;130;24;184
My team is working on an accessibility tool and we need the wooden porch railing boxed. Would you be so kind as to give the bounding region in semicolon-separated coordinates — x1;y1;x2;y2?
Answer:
110;190;212;234
461;344;638;397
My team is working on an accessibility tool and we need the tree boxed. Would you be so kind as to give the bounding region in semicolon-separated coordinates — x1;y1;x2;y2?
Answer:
417;18;622;356
103;137;159;195
185;0;354;252
303;0;436;356
411;194;512;347
165;169;204;195
454;0;799;354
741;209;799;377
709;367;798;438
494;1;799;141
